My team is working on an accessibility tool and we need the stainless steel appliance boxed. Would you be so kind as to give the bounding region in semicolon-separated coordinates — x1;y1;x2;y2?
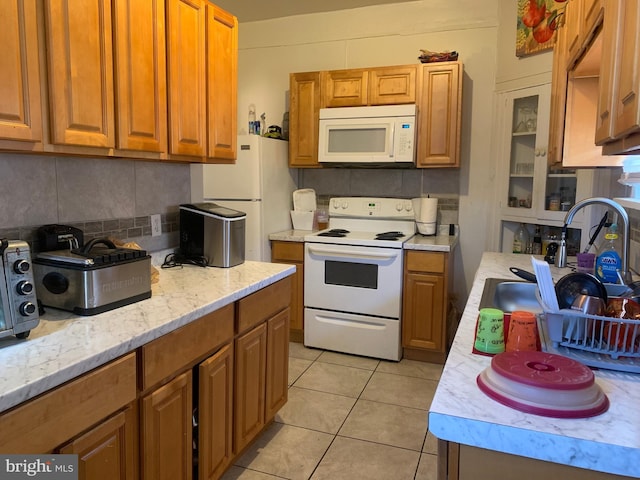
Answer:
179;203;246;268
33;239;151;316
191;135;297;261
318;105;416;165
0;239;40;339
304;197;416;361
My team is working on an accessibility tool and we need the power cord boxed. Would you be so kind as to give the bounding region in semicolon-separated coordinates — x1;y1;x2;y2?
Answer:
161;252;208;269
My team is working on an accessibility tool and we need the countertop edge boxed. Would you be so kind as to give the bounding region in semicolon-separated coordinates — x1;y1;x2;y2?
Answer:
269;229;458;252
428;252;640;478
0;263;295;414
428;412;639;477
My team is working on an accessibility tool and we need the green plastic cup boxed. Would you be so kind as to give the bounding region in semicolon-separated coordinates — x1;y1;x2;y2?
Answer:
475;308;505;354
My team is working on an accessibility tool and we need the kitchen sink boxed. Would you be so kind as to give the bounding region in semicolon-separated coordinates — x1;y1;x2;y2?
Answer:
479;278;542;314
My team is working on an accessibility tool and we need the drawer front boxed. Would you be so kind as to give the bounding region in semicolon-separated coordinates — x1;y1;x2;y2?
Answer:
271;241;304;262
0;353;137;453
140;303;234;390
405;251;446;274
237;277;292;334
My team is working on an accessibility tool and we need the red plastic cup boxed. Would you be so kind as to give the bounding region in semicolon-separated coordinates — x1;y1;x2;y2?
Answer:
506;311;538;352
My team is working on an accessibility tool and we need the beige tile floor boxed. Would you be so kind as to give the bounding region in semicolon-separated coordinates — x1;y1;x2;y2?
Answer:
222;342;443;480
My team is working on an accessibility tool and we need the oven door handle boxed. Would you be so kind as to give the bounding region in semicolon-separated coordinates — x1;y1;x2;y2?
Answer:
307;245;400;261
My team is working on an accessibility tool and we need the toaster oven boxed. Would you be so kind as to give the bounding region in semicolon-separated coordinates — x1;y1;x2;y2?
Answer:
0;239;40;340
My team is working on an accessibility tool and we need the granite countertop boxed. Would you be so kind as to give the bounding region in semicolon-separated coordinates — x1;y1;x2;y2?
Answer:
428;252;640;478
269;229;458;252
0;261;295;414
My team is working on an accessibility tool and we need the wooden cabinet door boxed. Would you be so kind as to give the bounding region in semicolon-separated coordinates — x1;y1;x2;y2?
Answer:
265;309;290;421
0;0;42;144
206;4;237;162
322;69;368;107
45;0;115;147
564;0;584;69
166;0;207;157
548;21;568;164
112;0;167;152
59;405;137;480
595;0;622;145
198;344;233;480
416;61;462;168
141;371;193;480
369;66;417;105
271;241;304;341
234;323;267;454
612;0;640;139
402;271;445;352
289;71;321;167
581;0;603;42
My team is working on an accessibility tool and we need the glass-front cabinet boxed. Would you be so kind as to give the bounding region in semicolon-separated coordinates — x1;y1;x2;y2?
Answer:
495;83;613;254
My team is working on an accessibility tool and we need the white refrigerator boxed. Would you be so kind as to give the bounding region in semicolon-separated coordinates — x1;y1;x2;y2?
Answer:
190;135;298;261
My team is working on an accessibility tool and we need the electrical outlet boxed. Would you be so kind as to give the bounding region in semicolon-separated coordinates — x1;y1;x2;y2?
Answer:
151;214;162;237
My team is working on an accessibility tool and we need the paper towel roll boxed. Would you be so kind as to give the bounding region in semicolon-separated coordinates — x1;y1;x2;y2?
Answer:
418;198;438;223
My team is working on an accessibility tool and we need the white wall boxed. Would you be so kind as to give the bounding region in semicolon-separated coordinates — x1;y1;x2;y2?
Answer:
234;1;508;302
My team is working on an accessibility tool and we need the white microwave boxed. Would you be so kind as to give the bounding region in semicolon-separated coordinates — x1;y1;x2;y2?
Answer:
318;104;417;165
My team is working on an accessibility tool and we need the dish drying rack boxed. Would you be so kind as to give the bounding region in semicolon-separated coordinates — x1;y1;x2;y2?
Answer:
540;300;640;373
532;256;640;373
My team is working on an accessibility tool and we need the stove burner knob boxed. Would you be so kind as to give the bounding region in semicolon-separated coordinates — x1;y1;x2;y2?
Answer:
16;280;33;295
404;201;413;212
395;202;403;211
19;302;37;316
341;201;348;209
332;199;339;209
13;259;30;274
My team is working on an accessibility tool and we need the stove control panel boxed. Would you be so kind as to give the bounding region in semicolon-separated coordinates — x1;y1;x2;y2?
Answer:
329;197;415;219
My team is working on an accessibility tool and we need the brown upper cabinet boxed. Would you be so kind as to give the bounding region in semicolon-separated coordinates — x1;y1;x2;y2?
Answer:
0;0;43;147
113;0;168;153
548;16;568;165
166;0;207;158
289;62;462;169
0;0;237;162
416;61;463;168
369;66;417;105
289;71;322;168
600;0;640;153
553;0;640;163
206;5;238;161
45;0;116;149
322;65;417;107
549;0;627;166
166;0;238;161
322;69;369;107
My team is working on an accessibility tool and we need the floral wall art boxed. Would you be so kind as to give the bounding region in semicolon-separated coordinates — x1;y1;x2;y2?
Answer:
516;0;568;57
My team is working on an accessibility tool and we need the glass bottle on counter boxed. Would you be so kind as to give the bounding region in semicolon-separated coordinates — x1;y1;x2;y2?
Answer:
532;225;542;255
513;223;530;254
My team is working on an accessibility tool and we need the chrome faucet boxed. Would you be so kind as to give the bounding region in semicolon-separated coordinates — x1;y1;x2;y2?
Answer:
562;197;632;284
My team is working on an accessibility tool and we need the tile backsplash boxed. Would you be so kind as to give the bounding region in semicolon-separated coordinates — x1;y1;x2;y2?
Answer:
302;167;460;225
0;153;189;252
1;152;461;254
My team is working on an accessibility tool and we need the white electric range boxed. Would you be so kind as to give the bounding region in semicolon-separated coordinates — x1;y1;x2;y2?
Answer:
303;197;416;361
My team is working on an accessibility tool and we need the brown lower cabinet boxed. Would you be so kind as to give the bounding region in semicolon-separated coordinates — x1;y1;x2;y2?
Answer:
198;344;234;480
141;371;193;480
0;277;291;480
270;240;304;342
59;404;138;480
441;441;636;480
402;250;453;363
